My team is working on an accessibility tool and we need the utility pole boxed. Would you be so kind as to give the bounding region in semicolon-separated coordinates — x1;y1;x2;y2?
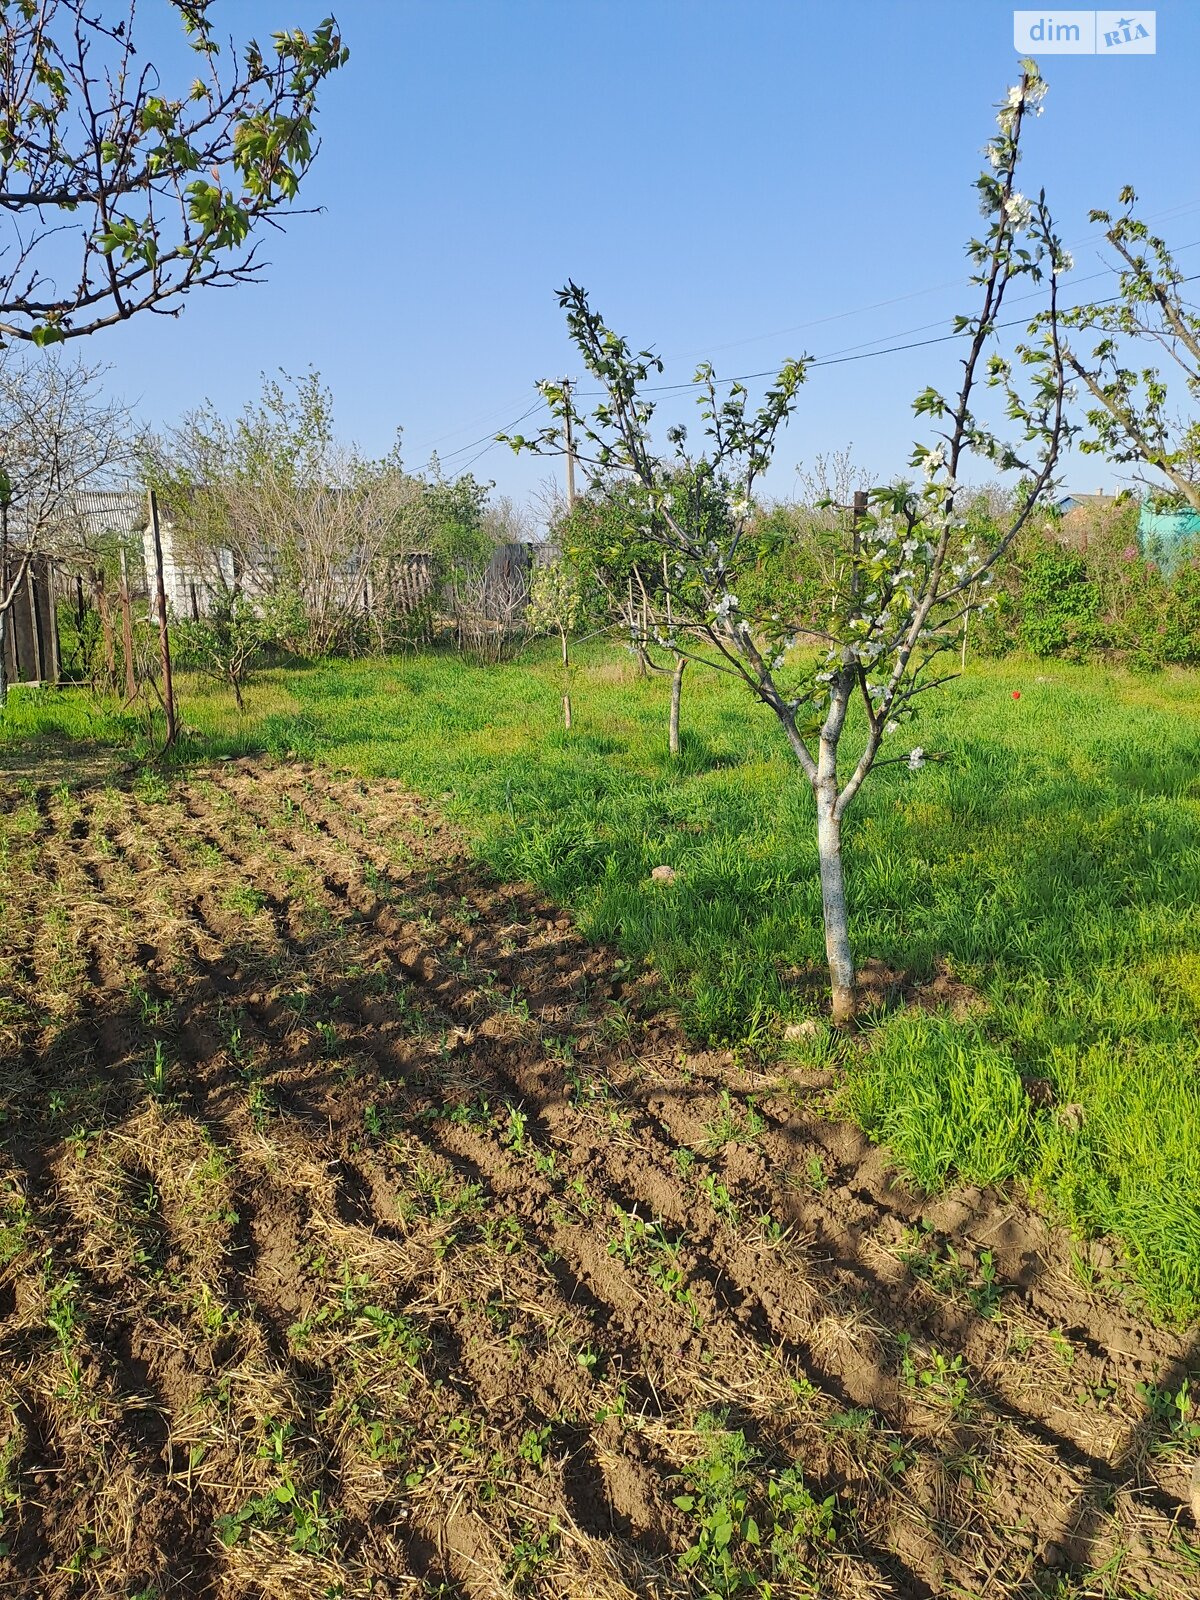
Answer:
147;488;177;748
561;377;577;511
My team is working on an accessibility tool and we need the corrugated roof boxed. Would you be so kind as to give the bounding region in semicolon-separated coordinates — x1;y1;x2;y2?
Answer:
5;486;145;549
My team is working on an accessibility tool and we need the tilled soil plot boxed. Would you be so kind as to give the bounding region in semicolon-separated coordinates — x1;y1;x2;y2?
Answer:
0;759;1197;1600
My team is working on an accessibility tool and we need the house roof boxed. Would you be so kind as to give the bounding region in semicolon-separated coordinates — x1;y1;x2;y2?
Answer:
5;487;146;550
1057;492;1114;511
70;488;147;537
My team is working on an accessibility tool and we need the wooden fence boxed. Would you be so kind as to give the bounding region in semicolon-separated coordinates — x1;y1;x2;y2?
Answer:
1;555;61;686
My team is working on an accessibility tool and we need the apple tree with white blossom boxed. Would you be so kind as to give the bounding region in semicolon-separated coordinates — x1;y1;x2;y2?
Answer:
1054;191;1200;512
508;64;1072;1023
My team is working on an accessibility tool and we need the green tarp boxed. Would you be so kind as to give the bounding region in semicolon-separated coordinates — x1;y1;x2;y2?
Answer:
1138;504;1200;572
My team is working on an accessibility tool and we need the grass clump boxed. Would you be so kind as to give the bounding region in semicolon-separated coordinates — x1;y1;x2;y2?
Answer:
842;1015;1034;1191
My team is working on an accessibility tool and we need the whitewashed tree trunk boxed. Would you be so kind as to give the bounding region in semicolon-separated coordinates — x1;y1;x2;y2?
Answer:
559;625;572;730
808;685;856;1023
668;653;686;757
815;779;854;1024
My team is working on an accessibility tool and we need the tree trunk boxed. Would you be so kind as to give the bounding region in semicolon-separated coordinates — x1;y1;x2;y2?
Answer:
560;626;572;730
669;653;686;757
815;781;855;1023
24;563;42;684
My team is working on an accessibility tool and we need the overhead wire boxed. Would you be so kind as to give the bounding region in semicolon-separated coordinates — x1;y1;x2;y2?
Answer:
435;397;548;474
661;194;1200;362
436;397;546;465
403;391;540;462
571;255;1200;397
404;200;1200;469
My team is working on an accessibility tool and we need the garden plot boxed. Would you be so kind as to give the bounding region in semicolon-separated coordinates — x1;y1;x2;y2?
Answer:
0;760;1196;1599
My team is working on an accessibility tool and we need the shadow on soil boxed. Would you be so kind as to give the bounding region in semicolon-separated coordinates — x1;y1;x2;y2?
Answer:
0;754;1197;1599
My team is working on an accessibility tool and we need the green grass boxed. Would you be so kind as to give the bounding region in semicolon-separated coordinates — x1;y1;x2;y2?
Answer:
4;643;1200;1321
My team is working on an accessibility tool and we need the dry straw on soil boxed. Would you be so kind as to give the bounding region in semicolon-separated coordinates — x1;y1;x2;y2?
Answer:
0;759;1197;1598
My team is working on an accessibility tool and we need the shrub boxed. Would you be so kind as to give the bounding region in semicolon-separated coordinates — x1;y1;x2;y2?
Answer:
172;594;279;710
1019;549;1100;657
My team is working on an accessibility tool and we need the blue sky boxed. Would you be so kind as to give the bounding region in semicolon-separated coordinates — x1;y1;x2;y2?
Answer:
101;0;1200;509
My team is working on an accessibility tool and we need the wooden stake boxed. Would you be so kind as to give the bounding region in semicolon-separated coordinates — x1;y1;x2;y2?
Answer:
148;488;177;748
46;561;61;685
94;568;116;684
119;547;137;702
24;562;42;683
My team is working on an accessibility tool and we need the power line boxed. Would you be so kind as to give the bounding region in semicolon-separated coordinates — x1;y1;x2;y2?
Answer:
436;398;546;466
572;254;1200;397
811;263;1200;371
799;243;1200;364
412;205;1200;473
661;195;1200;363
404;391;538;462
451;264;1199;474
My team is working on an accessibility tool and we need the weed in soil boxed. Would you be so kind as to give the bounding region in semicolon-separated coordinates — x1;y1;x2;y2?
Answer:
0;758;1197;1598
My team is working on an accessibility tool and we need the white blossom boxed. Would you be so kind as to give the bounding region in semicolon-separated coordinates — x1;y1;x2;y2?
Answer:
1005;192;1032;231
885;720;899;734
713;592;739;623
907;747;926;771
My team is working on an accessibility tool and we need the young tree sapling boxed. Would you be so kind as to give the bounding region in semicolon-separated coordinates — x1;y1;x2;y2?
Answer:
508;64;1071;1022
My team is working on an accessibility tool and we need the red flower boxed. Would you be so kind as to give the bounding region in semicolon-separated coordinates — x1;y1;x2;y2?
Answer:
1012;690;1021;700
